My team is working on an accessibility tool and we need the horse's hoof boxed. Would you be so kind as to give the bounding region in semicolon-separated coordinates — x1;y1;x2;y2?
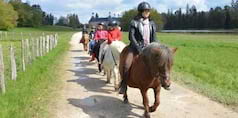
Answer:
123;99;129;104
149;107;156;112
144;112;150;118
163;87;171;91
115;87;119;91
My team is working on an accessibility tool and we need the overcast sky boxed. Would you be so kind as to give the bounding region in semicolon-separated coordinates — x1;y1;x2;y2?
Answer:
24;0;232;23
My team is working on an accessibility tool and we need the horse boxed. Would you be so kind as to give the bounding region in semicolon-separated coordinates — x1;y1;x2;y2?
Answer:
80;33;90;51
119;42;177;118
99;40;126;90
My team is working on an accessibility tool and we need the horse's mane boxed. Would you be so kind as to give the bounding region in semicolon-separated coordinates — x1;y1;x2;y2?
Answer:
141;42;173;76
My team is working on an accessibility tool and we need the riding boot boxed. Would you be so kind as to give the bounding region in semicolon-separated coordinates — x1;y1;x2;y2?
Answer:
119;79;127;94
119;71;129;94
89;53;96;62
98;64;102;73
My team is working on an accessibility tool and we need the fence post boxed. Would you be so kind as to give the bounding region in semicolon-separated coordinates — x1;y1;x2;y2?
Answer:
49;35;52;51
21;40;26;72
55;34;58;48
36;38;39;57
0;45;5;94
10;44;17;80
31;38;36;60
43;36;46;55
0;31;2;40
5;32;8;40
25;39;30;64
39;37;43;57
46;35;49;53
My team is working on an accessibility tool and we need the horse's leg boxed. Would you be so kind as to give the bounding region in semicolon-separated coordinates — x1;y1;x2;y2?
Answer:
141;89;150;118
113;67;119;91
149;87;161;112
106;69;111;83
123;88;128;103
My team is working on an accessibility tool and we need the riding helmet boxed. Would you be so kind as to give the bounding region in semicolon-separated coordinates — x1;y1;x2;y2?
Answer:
137;2;151;12
98;22;104;25
108;20;118;27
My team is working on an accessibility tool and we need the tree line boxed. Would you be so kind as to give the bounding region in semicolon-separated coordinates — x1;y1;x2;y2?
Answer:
0;0;55;29
0;0;82;30
163;0;238;30
56;14;83;29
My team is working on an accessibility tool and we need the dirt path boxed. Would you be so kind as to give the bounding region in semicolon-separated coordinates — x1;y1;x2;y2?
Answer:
52;32;238;118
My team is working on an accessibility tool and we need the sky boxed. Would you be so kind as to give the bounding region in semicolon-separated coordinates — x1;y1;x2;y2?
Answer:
24;0;232;23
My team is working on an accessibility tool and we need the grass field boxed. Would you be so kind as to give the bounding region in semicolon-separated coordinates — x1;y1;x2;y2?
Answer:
123;32;238;107
0;26;76;118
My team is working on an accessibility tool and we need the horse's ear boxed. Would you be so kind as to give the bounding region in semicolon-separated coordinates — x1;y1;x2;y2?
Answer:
170;48;178;54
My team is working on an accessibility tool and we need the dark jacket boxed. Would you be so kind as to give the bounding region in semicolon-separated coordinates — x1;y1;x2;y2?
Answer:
129;17;157;53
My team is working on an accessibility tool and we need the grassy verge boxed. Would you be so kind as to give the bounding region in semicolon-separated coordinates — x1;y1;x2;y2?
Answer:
0;26;76;118
123;32;238;108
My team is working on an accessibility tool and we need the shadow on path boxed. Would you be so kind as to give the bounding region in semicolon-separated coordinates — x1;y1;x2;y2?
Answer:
68;95;143;118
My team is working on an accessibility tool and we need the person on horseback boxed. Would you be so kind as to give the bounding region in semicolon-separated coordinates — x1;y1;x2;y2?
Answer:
107;20;122;44
119;2;158;94
89;22;108;62
89;27;96;55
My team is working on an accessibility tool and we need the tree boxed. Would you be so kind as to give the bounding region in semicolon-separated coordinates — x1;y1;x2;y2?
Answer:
0;0;18;30
68;14;80;29
120;8;138;31
31;4;43;27
231;0;238;28
10;0;33;27
9;0;44;27
224;5;232;29
150;9;164;30
43;13;54;25
56;16;68;26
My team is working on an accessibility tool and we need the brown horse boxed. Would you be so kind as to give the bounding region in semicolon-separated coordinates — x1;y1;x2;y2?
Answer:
119;42;177;118
80;33;90;51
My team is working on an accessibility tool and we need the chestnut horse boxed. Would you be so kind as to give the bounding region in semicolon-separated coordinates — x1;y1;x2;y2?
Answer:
119;42;177;118
80;33;90;51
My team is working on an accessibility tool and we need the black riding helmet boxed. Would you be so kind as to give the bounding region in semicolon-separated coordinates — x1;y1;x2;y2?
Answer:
98;22;104;26
108;20;118;27
137;2;151;12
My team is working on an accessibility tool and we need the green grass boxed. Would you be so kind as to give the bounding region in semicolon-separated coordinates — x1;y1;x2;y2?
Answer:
122;32;238;106
0;26;76;118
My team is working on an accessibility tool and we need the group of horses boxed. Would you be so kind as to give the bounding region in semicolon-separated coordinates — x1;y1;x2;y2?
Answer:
80;32;177;118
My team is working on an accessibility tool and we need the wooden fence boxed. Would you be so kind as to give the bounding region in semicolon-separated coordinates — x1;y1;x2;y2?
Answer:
0;32;58;94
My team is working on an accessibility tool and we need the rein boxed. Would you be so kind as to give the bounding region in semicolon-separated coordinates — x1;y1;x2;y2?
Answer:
110;49;117;66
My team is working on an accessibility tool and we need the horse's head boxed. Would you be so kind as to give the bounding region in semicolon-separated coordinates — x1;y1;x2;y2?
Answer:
142;42;177;90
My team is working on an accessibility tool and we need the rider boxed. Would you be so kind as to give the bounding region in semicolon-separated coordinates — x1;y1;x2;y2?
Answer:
119;2;158;94
107;20;122;44
89;22;108;62
89;27;96;55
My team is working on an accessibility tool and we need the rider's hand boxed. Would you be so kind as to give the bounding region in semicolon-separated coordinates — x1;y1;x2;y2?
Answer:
137;47;143;54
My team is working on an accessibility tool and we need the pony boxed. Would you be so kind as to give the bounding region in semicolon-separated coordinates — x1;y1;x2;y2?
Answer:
119;42;177;118
80;33;90;51
99;40;126;90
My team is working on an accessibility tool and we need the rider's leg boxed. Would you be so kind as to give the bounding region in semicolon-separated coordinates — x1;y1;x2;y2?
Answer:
119;49;134;94
89;42;99;62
